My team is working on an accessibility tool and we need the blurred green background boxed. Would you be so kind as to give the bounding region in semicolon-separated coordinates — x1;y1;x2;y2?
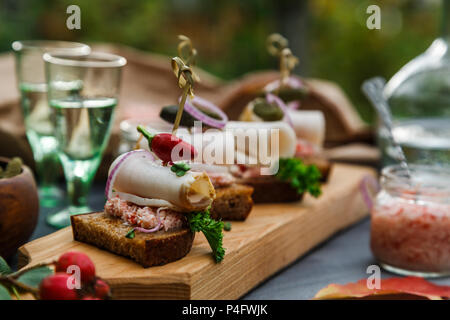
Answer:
0;0;442;123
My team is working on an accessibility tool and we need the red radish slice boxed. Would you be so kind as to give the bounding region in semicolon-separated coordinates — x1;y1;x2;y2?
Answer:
105;149;154;200
182;96;228;129
266;93;293;128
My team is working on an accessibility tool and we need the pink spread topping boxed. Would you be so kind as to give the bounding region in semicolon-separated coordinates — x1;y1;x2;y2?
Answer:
371;197;450;273
104;196;185;232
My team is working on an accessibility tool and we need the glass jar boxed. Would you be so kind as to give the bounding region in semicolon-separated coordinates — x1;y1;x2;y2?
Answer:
370;165;450;277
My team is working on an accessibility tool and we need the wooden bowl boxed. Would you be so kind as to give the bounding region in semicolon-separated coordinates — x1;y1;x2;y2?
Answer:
0;157;39;259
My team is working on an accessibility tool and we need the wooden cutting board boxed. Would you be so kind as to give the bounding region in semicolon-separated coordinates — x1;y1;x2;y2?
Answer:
18;163;376;299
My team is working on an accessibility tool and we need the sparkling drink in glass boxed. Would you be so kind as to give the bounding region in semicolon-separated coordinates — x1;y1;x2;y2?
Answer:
12;41;90;207
44;52;126;228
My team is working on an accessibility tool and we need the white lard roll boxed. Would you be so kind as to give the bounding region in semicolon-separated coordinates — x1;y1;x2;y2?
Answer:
287;110;325;148
110;153;215;211
225;121;296;164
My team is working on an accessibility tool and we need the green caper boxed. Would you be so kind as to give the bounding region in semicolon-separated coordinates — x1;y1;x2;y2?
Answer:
277;87;308;102
3;157;22;178
253;98;284;121
258;86;308;103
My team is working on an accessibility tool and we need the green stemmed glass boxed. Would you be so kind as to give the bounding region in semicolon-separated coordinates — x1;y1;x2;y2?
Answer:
44;52;126;228
12;40;90;207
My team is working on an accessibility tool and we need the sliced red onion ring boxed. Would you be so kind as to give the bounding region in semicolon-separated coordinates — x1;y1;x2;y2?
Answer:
263;76;305;93
105;149;154;199
266;93;293;128
359;175;380;210
285;76;304;89
182;95;228;129
287;100;300;110
134;207;165;233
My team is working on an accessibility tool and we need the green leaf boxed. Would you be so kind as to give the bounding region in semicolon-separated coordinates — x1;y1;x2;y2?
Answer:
125;228;135;239
17;267;53;289
223;222;232;231
176;170;186;177
178;163;190;171
276;158;322;198
0;284;11;300
171;163;190;177
0;256;11;275
188;209;225;262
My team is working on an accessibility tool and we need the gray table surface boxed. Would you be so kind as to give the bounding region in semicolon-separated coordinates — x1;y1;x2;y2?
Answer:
15;183;450;300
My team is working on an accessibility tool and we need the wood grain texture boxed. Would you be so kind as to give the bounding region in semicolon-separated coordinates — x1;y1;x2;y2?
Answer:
18;164;375;299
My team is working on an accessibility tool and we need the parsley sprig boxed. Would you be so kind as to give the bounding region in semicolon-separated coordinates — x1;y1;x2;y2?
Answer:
170;162;191;177
188;209;225;263
276;158;322;197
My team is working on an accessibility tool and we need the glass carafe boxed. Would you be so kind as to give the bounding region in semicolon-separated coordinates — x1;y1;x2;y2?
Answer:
380;1;450;166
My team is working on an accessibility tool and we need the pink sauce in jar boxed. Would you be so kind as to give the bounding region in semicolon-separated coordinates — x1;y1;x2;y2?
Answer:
370;165;450;277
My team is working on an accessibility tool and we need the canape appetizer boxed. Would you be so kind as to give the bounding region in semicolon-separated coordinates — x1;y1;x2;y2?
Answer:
225;120;322;203
137;124;254;221
71;146;225;267
237;33;331;181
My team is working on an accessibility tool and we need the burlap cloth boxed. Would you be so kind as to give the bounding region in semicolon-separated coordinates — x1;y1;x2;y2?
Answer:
0;43;378;180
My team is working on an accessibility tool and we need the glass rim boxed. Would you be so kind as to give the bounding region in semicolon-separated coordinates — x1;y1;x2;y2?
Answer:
43;51;126;68
381;164;450;200
12;40;90;54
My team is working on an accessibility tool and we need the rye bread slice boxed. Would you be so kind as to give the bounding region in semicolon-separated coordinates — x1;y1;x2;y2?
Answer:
236;176;303;203
210;184;254;221
71;212;194;267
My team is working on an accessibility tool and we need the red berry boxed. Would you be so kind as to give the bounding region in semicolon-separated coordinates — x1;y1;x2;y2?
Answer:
39;273;78;300
81;296;101;300
94;279;111;299
56;251;96;284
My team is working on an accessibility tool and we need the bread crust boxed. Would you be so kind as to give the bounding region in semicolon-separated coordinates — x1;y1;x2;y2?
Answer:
236;177;303;203
71;212;194;267
210;184;254;221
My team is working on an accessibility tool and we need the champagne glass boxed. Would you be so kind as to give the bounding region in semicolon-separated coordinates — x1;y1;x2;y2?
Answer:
12;41;90;207
44;52;126;228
